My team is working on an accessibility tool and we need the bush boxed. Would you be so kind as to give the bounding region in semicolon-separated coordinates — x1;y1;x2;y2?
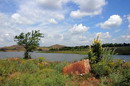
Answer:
16;60;39;73
88;36;103;63
88;37;130;85
92;62;112;77
38;57;45;63
109;72;123;85
54;62;68;73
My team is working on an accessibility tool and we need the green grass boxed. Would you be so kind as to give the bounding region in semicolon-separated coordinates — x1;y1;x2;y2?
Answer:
112;46;130;55
39;50;88;55
39;46;130;55
0;58;130;86
0;58;77;86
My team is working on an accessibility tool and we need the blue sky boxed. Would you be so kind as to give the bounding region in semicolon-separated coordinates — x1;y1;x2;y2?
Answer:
0;0;130;47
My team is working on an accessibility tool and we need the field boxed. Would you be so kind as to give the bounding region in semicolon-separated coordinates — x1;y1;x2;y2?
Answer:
0;58;130;86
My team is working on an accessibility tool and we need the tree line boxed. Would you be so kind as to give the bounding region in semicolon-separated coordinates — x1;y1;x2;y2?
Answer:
50;43;130;51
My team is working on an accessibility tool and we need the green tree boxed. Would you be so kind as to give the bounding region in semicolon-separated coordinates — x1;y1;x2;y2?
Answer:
14;30;44;59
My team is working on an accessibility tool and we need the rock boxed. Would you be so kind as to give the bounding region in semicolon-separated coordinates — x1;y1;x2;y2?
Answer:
63;59;91;75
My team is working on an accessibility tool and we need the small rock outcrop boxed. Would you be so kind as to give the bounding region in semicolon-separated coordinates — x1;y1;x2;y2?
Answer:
63;59;91;75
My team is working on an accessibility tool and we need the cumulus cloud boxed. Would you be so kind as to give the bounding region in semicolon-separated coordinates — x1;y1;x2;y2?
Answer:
49;19;58;24
10;0;67;26
96;32;111;39
11;13;34;25
128;25;130;29
0;13;19;46
97;15;122;29
122;35;130;39
70;24;89;34
0;0;129;47
55;14;64;20
36;0;62;10
70;0;106;18
127;15;130;23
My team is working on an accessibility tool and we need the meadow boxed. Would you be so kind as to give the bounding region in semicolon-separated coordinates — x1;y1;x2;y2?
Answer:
0;57;130;86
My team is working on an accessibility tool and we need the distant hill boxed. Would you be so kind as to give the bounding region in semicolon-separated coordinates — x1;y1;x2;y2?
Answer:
0;45;25;52
50;44;66;49
0;44;66;52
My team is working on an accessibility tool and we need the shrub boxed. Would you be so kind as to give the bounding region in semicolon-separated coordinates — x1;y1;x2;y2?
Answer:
99;77;108;86
88;36;116;64
38;57;45;63
88;36;103;63
109;72;123;85
54;62;68;73
92;62;112;77
16;60;39;73
118;66;130;86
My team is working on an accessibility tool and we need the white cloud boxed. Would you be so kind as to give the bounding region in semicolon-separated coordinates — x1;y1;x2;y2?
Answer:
128;25;130;29
11;13;34;25
70;24;89;34
10;0;67;26
49;19;58;24
122;35;130;39
36;0;69;10
114;29;121;33
0;0;129;47
97;15;122;29
96;32;111;39
36;0;62;10
70;0;106;18
55;14;64;20
127;15;130;23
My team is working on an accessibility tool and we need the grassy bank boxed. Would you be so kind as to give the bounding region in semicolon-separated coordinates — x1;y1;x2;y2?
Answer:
39;46;130;55
1;45;130;55
112;46;130;55
0;58;130;86
39;50;88;55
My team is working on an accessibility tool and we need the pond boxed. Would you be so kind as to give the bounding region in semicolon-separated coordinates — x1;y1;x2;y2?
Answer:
0;52;130;62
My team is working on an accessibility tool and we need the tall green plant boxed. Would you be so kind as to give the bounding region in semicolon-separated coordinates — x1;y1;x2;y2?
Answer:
14;30;44;59
88;36;116;64
88;36;103;63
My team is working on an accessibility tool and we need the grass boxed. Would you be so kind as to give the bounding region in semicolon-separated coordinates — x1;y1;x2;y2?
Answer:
0;58;76;86
39;46;130;55
112;46;130;55
0;58;98;86
0;58;130;86
39;50;88;55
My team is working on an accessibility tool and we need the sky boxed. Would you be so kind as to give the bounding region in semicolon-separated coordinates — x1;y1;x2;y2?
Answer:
0;0;130;47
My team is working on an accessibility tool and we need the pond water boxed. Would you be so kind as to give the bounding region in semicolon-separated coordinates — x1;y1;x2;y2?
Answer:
0;52;130;62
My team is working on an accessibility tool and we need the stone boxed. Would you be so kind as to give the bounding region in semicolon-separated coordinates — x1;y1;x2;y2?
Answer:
63;59;91;75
